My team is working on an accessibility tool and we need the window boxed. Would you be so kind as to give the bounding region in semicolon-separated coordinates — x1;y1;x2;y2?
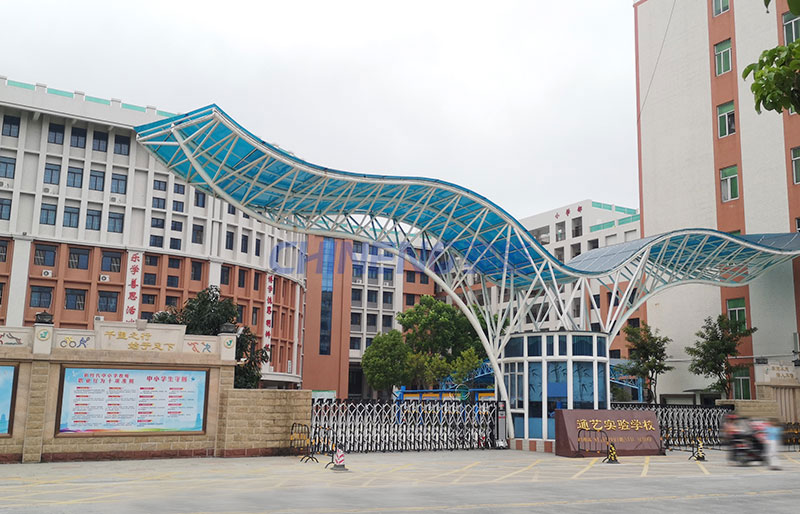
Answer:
235;304;244;324
2;115;20;137
351;312;362;327
0;282;3;305
255;238;261;256
70;127;86;148
68;248;89;269
238;269;247;288
628;317;640;328
168;257;181;269
110;173;127;194
252;307;260;326
144;255;159;266
383;291;393;305
108;212;124;233
420;273;429;284
101;251;121;272
98;291;118;312
350;336;361;350
142;294;156;305
89;170;105;191
171;220;183;232
174;183;185;194
254;272;261;290
406;270;416;283
192;224;204;244
167;275;179;287
0;198;11;220
0;157;15;178
713;0;729;16
352;264;363;278
150;235;163;247
406;294;415;306
151;217;165;228
227;204;236;215
383;267;393;281
367;314;377;328
0;241;6;263
166;296;179;307
152;197;166;209
225;231;234;250
792;147;800;184
717;102;735;138
383;315;392;328
18;238;41;266
221;266;231;285
727;298;747;331
715;39;731;76
43;163;60;185
195;191;206;207
352;288;362;302
366;337;373;348
40;203;57;225
169;238;181;250
65;289;86;310
785;11;800;43
143;273;157;285
85;209;101;230
191;261;203;281
367;290;378;303
113;134;130;155
243;213;249;219
368;245;378;256
153;179;167;191
66;167;83;188
48;123;64;144
92;131;108;151
733;368;751;400
63;206;80;228
30;286;53;308
140;311;154;321
241;234;249;253
368;266;378;279
353;241;363;253
609;349;621;359
172;200;184;212
720;165;739;201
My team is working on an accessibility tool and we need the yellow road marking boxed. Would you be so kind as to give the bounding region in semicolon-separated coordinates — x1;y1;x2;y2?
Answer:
571;458;599;479
429;461;479;479
696;461;710;475
786;456;800;465
491;459;541;482
640;456;650;477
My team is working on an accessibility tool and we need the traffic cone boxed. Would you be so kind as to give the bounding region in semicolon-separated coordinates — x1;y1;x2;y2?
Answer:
330;446;349;472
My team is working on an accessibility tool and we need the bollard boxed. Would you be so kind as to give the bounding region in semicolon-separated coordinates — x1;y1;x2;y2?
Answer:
603;442;620;464
689;437;706;461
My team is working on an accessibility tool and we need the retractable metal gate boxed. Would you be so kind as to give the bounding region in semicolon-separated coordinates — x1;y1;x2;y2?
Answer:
310;399;499;453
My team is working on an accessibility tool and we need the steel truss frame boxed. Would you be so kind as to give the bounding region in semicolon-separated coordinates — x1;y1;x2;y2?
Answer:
136;107;800;433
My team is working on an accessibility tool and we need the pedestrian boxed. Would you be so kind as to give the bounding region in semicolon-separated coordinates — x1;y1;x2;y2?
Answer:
765;418;783;470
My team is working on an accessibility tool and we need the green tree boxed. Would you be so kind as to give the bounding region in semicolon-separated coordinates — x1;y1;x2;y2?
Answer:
450;347;484;388
685;314;757;397
396;295;483;360
151;286;269;389
622;322;674;403
404;351;451;389
361;330;410;395
742;1;800;113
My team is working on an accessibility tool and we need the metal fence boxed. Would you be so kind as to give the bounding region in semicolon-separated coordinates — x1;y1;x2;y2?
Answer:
612;403;733;450
310;399;499;453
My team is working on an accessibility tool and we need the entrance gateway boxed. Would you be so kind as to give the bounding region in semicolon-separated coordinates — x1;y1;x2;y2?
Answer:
135;106;800;445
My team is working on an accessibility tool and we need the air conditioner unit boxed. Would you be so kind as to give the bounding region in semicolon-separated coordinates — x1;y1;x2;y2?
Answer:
94;315;104;322
353;278;363;284
383;281;393;287
109;196;118;203
0;180;6;189
99;274;110;282
43;186;54;195
41;269;53;278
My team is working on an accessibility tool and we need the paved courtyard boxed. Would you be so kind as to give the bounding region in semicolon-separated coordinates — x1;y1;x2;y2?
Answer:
1;449;799;513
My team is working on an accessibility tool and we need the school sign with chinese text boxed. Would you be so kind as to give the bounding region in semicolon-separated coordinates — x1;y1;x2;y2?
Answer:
554;409;662;457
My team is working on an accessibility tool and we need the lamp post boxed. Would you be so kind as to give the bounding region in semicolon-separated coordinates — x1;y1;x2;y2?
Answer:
220;322;236;334
34;311;54;324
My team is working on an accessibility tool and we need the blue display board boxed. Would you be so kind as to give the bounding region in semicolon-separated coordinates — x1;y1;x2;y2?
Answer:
0;366;14;435
58;368;207;434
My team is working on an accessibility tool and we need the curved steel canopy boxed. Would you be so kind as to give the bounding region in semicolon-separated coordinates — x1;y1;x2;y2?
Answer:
134;104;800;294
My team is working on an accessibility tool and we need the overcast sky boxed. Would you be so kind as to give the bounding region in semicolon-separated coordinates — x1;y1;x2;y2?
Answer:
3;1;638;219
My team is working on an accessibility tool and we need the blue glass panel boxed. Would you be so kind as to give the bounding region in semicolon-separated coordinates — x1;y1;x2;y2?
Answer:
546;361;567;436
505;337;523;357
598;363;607;409
528;361;543;438
558;335;567;356
573;335;593;356
573;361;594;409
513;414;524;438
546;335;554;356
596;336;607;357
527;336;541;357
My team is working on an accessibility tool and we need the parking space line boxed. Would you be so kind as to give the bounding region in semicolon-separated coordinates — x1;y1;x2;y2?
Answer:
640;456;650;477
491;459;541;482
429;461;479;479
571;457;598;479
696;461;711;475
